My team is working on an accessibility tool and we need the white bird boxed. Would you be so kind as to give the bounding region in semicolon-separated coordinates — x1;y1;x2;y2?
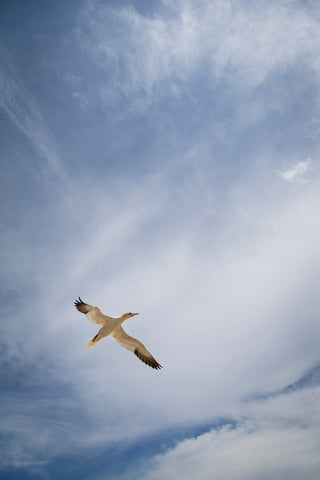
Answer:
74;297;162;370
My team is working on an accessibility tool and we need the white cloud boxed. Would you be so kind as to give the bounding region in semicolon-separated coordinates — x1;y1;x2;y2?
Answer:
2;157;320;470
140;386;320;480
278;159;311;184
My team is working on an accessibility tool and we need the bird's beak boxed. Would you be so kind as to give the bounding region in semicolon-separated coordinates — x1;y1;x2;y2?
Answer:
131;313;139;317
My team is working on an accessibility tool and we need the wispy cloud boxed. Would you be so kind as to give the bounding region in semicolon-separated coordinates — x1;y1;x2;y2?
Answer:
0;42;68;185
78;0;320;99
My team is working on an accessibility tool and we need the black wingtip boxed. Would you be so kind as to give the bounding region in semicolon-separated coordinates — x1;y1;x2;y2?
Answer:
151;361;162;370
74;297;83;308
134;348;163;370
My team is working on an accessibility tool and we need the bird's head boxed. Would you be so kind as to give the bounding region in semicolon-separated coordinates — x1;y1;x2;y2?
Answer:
122;312;139;320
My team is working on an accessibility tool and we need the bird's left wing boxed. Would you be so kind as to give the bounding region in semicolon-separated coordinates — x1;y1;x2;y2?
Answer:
112;326;162;370
74;297;106;325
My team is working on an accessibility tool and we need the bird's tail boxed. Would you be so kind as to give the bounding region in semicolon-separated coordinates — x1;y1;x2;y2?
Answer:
86;335;99;349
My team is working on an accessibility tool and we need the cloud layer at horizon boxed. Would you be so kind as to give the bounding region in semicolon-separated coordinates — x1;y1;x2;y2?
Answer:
1;1;320;478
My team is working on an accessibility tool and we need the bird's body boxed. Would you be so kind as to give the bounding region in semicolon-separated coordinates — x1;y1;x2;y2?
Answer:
74;298;162;370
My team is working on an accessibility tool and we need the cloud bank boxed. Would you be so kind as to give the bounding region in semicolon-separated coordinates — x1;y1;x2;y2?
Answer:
139;384;320;480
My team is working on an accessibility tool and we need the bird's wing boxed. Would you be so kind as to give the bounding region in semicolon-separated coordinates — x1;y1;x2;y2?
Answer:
112;326;162;370
74;297;106;325
74;297;93;314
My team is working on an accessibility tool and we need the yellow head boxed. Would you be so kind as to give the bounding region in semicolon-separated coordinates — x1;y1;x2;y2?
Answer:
123;312;139;319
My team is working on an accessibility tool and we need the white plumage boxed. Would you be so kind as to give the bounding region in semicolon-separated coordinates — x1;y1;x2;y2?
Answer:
74;297;162;370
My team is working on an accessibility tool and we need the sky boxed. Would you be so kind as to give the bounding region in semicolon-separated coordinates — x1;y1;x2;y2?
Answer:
1;0;320;478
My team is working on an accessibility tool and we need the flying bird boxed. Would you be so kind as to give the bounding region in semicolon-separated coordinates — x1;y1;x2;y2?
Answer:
74;297;162;370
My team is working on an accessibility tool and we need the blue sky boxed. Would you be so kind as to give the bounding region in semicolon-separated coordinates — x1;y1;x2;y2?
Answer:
1;0;320;478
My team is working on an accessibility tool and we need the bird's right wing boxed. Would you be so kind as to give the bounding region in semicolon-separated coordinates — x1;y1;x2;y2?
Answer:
112;326;162;370
74;297;106;325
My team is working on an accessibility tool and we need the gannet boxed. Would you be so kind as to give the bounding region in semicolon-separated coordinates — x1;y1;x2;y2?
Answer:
74;297;162;370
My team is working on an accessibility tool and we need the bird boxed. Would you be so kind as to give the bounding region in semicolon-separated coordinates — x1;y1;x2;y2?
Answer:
74;297;162;370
